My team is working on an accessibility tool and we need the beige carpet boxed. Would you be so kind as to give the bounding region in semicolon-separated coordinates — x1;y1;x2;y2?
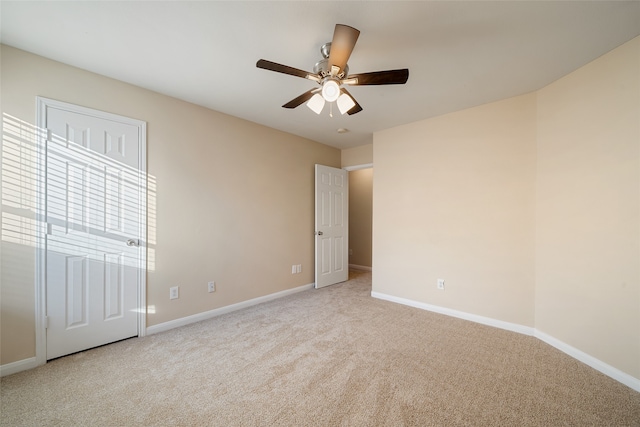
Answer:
2;270;639;426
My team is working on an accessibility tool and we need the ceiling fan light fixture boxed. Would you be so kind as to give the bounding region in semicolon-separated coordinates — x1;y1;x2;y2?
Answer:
307;93;325;114
337;93;356;115
321;79;340;102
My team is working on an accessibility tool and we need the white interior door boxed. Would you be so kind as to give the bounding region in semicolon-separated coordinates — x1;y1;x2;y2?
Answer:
40;98;146;360
315;164;348;288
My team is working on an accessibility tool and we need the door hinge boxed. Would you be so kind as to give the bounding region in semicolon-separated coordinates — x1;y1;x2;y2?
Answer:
44;316;49;329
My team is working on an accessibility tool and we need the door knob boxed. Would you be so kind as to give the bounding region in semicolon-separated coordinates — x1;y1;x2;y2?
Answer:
317;231;323;236
126;239;139;247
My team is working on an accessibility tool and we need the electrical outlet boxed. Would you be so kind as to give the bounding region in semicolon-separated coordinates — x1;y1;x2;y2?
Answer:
170;286;179;299
208;281;215;293
291;265;296;274
296;264;302;273
437;279;445;290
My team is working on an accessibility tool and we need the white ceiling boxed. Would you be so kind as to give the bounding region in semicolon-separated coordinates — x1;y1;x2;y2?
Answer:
1;1;639;150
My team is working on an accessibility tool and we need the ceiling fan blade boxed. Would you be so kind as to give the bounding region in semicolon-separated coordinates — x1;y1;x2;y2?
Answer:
282;89;317;109
340;88;363;115
346;69;409;85
328;24;360;74
257;59;319;81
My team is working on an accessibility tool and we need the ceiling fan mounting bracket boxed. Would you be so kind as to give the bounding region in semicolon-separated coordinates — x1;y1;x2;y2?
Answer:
320;42;331;59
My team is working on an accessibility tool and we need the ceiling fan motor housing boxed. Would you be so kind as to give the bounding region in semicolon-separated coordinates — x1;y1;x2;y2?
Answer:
314;44;349;79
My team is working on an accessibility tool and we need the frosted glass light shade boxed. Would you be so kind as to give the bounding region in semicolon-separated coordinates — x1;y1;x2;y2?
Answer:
321;80;340;102
307;94;325;114
337;93;356;115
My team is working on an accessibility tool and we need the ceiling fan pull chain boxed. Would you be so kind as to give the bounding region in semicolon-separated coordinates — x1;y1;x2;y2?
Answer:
329;102;333;118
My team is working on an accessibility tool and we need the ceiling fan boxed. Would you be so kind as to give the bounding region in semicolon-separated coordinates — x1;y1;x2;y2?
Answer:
256;24;409;116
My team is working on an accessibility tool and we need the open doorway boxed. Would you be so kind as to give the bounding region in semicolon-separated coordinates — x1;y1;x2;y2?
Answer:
348;167;372;271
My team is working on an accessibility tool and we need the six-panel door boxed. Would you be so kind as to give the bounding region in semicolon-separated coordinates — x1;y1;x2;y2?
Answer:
315;164;348;289
44;104;144;359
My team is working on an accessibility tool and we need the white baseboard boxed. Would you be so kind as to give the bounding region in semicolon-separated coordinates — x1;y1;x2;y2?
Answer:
349;264;372;272
371;291;639;393
146;283;314;335
534;330;640;392
5;285;638;393
2;283;314;376
0;357;39;377
371;291;534;336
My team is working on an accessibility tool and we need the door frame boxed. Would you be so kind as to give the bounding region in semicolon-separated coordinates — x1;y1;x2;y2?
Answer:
34;97;147;366
343;163;373;172
343;163;373;272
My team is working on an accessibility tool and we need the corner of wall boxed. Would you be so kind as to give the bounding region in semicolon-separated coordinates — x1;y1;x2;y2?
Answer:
341;144;373;168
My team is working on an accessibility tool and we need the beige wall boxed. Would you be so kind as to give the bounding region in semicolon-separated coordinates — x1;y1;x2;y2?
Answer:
3;35;638;382
373;94;537;327
0;45;340;365
535;37;639;378
342;144;372;167
348;169;373;268
373;36;640;379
